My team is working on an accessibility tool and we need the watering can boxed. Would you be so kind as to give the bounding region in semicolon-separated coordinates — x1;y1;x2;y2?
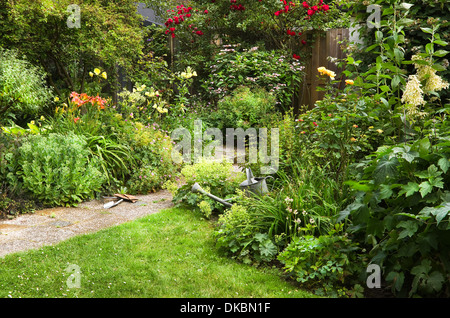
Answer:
239;168;272;195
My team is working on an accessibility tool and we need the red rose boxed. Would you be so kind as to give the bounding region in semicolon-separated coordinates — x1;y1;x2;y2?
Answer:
307;9;314;15
196;30;204;35
301;39;307;45
293;54;301;60
274;10;281;16
302;1;309;8
312;5;318;11
322;4;329;11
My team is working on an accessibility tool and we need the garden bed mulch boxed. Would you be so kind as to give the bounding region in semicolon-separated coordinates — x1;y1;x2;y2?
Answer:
0;190;173;258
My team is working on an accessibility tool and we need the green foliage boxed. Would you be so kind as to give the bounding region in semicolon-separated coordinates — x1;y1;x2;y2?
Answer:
348;0;450;103
0;129;24;193
17;133;105;207
295;93;395;180
240;160;349;245
203;47;304;111
123;122;178;194
207;86;279;131
0;48;52;125
214;204;278;265
164;159;245;216
339;137;450;297
0;0;144;96
277;224;362;297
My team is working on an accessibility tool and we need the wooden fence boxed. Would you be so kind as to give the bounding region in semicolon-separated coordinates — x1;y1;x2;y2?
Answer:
297;28;350;111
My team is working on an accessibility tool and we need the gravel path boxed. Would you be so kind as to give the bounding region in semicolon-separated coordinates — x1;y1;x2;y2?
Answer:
0;190;173;258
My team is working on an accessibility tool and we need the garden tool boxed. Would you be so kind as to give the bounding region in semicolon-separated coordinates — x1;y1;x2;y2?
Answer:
103;199;124;209
191;183;233;207
103;193;138;209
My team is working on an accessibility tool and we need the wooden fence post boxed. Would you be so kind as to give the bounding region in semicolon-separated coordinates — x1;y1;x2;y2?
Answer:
298;28;349;112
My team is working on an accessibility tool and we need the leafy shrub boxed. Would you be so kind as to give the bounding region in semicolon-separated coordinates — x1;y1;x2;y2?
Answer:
339;137;450;297
0;48;52;124
164;159;245;217
203;47;304;111
207;86;279;131
124;122;178;194
17;133;105;207
214;204;278;265
0;129;23;192
277;224;362;297
294;92;396;182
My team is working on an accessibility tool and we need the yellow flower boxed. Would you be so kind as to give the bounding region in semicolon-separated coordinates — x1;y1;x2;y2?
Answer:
377;129;383;134
345;79;354;85
89;72;94;77
317;66;327;75
317;66;335;80
350;137;357;142
54;97;59;102
101;72;107;79
94;68;101;75
368;126;374;129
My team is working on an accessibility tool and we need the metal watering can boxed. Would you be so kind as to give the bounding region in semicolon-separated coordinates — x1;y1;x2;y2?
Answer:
239;168;273;196
191;168;272;208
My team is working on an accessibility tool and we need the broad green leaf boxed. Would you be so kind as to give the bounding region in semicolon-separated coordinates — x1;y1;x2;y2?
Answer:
399;182;419;197
432;63;446;71
386;271;405;292
411;259;432;276
433;40;448;46
420;27;433;34
431;202;450;225
433;50;449;58
374;156;398;184
379;184;393;199
419;181;433;198
427;271;445;292
397;220;419;239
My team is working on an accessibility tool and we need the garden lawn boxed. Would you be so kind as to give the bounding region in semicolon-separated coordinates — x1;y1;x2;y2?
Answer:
0;207;316;298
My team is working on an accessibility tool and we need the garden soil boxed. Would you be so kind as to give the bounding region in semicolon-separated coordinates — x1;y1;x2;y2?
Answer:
0;190;173;258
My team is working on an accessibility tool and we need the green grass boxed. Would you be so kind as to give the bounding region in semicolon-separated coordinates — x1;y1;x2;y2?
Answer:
0;207;316;298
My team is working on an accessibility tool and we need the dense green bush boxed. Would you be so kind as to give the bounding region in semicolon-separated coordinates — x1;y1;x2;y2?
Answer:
215;203;278;265
339;137;450;297
278;224;363;297
0;48;52;125
123;122;178;194
17;133;105;207
207;86;279;131
294;92;396;181
203;47;304;111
